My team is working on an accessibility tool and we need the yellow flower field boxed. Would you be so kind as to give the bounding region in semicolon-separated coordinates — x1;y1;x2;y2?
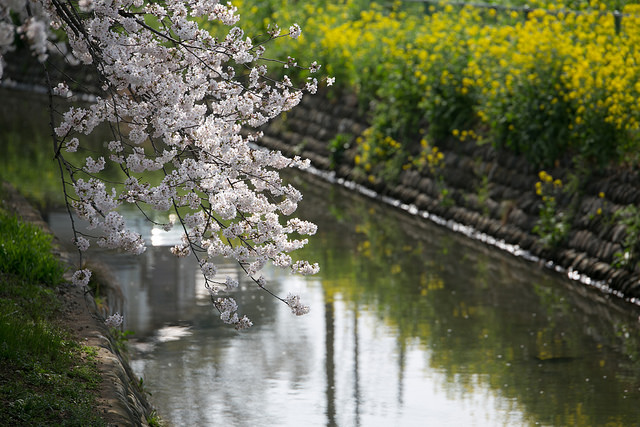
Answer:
214;0;640;174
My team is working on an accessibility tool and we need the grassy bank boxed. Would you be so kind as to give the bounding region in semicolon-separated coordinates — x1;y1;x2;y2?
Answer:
0;195;105;426
212;0;640;176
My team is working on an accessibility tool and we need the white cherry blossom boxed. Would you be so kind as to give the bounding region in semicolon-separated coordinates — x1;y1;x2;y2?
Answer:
104;312;124;328
0;0;331;328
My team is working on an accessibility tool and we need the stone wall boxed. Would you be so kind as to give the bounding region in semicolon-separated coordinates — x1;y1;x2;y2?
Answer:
258;91;640;300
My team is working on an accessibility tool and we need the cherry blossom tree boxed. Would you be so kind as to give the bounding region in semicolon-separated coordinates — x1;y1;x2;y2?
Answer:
0;0;328;328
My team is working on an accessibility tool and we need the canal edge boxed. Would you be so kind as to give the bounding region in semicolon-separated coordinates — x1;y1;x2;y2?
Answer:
1;181;157;427
255;91;640;306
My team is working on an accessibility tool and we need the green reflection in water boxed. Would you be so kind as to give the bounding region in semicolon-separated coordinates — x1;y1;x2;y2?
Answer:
0;89;162;208
290;172;640;427
0;90;67;206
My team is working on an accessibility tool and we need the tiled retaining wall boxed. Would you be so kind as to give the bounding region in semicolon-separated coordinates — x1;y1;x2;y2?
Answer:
258;91;640;300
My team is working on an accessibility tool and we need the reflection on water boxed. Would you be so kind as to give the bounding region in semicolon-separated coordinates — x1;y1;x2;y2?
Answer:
48;173;640;427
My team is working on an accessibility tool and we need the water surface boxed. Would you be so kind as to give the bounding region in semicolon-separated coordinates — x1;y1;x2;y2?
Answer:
48;173;640;427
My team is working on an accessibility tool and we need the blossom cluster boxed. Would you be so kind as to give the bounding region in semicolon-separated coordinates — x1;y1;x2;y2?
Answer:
71;268;92;287
213;297;253;330
1;0;324;327
104;312;124;328
285;292;310;316
0;0;52;77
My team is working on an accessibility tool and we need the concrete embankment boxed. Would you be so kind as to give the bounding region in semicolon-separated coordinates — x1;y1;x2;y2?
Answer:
257;91;640;301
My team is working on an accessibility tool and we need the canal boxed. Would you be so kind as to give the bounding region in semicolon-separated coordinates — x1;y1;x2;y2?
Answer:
46;169;640;427
3;87;640;426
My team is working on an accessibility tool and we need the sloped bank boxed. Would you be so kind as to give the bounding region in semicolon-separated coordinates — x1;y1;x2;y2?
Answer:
2;182;155;426
258;91;640;301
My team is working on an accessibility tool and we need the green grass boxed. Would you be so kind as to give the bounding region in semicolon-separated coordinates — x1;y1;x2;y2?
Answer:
0;207;106;426
147;410;165;427
0;130;64;209
0;209;66;285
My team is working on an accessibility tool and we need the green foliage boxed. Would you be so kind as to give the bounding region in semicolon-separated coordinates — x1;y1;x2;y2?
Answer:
328;133;353;169
612;205;640;271
147;410;164;427
0;130;64;207
0;315;65;361
533;192;567;248
0;210;66;286
414;16;477;143
476;174;491;215
109;328;134;355
410;140;453;205
486;63;575;167
0;321;104;426
0;90;129;208
354;128;407;183
532;171;571;248
220;0;640;177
